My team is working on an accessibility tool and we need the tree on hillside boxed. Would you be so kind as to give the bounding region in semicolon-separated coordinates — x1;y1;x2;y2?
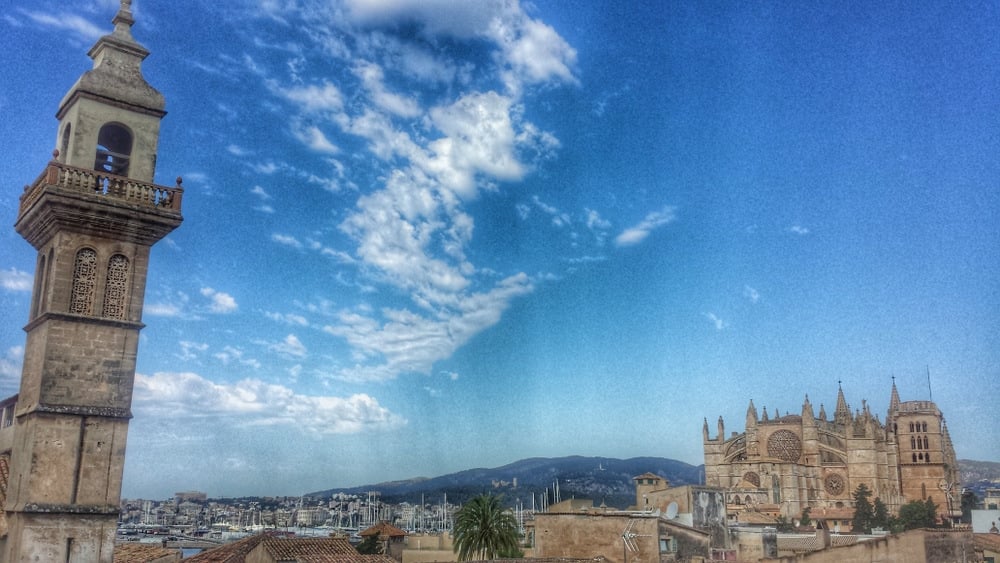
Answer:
898;498;937;530
851;484;875;534
453;494;521;561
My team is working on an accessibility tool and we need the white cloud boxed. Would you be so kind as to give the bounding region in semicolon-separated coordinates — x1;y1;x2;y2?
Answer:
294;125;340;154
615;206;677;247
0;268;32;292
251;0;575;385
134;372;406;435
531;195;570;227
265;311;310;327
422;91;527;196
271;234;303;248
789;225;810;235
214;346;261;369
270;334;307;358
325;273;532;382
704;312;727;331
200;287;238;314
250;185;270;199
493;15;579;88
228;144;251;157
0;346;24;391
744;285;760;304
354;61;422;118
177;340;209;362
19;9;104;43
277;81;344;114
144;302;183;317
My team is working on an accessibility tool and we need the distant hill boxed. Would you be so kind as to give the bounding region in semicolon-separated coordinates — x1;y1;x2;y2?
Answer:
307;456;704;509
959;459;1000;500
307;456;1000;509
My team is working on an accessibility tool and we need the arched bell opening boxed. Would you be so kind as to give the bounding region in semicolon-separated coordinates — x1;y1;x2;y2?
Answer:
94;123;133;176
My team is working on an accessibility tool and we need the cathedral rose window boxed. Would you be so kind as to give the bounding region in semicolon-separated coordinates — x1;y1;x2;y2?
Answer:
766;430;802;462
824;473;846;496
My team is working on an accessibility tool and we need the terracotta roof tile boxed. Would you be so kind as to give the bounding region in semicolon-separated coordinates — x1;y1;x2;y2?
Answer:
113;542;181;562
360;521;407;538
183;534;266;563
185;534;397;563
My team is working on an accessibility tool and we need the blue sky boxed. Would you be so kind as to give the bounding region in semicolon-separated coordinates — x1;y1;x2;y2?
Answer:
0;0;997;500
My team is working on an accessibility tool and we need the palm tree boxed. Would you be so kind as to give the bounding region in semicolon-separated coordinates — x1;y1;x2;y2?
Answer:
452;494;520;561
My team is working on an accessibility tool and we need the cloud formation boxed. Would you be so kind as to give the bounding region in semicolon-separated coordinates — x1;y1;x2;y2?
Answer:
200;287;238;314
134;372;405;435
615;206;678;247
0;268;31;292
249;0;578;381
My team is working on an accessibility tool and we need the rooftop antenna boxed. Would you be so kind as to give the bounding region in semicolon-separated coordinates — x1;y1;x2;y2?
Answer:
926;365;933;401
621;519;651;563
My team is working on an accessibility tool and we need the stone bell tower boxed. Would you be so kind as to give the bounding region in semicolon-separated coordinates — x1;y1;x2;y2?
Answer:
1;1;182;560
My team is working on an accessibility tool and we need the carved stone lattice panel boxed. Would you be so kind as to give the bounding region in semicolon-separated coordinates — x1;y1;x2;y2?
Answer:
825;473;846;496
70;248;97;315
102;254;129;319
743;471;761;487
766;429;802;462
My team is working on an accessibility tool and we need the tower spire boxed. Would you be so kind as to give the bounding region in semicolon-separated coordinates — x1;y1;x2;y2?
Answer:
112;0;136;38
834;380;851;425
888;376;901;418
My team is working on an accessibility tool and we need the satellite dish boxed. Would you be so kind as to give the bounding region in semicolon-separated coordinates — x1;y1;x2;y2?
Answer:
665;502;678;519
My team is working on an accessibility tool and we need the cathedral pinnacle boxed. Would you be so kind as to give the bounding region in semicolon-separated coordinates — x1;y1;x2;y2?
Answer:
746;399;758;427
802;394;815;422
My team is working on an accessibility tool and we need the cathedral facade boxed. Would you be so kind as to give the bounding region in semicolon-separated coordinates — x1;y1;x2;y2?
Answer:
702;382;960;522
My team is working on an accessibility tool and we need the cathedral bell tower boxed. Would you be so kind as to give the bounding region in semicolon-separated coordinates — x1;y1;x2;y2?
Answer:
2;1;182;560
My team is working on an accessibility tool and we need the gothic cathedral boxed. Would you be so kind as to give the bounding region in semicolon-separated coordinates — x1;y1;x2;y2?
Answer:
0;1;182;560
703;381;960;524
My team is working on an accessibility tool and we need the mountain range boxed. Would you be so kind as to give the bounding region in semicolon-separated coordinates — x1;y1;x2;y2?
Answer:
309;456;703;509
308;456;1000;509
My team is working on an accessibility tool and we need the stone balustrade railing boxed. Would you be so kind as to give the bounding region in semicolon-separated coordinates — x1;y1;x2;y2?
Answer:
19;159;184;215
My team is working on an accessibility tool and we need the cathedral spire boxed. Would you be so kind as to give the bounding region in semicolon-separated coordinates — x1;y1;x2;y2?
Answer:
746;399;758;427
834;381;851;425
888;376;901;419
703;417;710;441
718;415;725;441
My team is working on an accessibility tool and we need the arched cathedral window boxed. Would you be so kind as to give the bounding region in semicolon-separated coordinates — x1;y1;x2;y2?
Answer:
70;248;98;315
102;254;130;320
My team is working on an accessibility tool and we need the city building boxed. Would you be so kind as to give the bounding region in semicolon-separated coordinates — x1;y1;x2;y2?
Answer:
360;521;408;561
530;499;713;563
0;0;182;560
703;382;960;524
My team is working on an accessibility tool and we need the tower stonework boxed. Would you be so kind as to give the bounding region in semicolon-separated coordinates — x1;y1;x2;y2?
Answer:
0;2;182;561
